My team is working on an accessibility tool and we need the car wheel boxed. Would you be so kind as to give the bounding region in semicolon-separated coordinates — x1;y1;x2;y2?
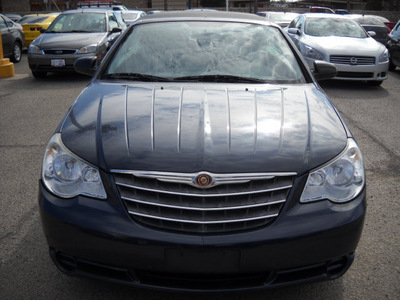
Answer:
388;60;397;71
368;80;383;86
32;71;47;78
10;42;22;63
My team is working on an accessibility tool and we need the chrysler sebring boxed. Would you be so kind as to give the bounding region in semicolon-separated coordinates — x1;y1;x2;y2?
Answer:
38;11;366;292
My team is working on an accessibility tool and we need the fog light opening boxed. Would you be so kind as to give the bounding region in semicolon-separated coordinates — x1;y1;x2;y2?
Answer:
326;253;354;279
54;250;78;274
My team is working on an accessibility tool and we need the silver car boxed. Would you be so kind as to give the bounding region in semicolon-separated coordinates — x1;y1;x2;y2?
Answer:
286;14;389;86
28;9;126;78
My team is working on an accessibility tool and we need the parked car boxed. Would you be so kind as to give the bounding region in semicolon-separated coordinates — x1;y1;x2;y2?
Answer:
77;1;128;11
121;10;146;26
309;6;335;13
4;13;21;22
347;14;390;45
369;15;396;31
335;9;350;15
146;10;162;15
256;11;299;27
386;20;400;70
286;14;389;86
39;11;366;292
19;13;59;47
28;9;126;78
0;14;25;63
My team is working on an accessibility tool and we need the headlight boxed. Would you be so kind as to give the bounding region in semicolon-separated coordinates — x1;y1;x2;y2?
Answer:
379;49;389;63
42;133;107;199
300;138;365;203
77;44;97;54
28;44;42;54
303;44;324;60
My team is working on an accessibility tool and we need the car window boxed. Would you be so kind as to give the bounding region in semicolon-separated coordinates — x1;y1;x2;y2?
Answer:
24;16;49;24
305;18;367;38
0;17;7;30
296;16;304;29
123;12;139;20
47;13;106;32
113;12;125;27
104;22;305;83
288;16;299;28
108;14;119;30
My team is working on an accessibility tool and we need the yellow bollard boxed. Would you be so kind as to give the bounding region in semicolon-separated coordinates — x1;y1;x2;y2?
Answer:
0;27;15;78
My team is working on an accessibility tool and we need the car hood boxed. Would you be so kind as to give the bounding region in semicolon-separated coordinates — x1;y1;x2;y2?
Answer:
304;35;385;56
35;32;107;49
60;82;348;174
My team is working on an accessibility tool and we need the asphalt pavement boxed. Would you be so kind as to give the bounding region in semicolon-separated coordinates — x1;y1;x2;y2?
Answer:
0;56;399;299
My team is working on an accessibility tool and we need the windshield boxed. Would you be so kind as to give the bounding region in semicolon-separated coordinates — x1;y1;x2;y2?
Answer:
104;22;305;83
46;13;106;33
18;16;48;24
305;18;367;38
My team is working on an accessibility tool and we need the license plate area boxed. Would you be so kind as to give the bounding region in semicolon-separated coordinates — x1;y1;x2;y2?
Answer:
165;248;240;272
51;59;65;67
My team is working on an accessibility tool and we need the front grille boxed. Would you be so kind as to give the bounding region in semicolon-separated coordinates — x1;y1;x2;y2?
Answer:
43;49;77;55
336;71;374;78
112;171;296;234
330;55;375;65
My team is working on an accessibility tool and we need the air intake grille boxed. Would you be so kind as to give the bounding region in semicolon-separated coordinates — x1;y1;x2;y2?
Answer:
112;171;295;234
43;49;77;55
330;56;375;65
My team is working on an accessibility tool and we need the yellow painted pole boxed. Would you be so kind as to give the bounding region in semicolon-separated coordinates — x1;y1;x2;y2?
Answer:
0;26;15;78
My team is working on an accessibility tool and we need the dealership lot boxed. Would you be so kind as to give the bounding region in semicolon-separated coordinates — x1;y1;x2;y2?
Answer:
0;56;399;299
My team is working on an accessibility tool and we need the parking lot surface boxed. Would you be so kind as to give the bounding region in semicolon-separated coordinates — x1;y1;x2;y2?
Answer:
0;56;399;299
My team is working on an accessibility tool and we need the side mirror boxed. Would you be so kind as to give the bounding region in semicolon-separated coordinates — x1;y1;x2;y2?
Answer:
368;31;376;37
287;28;301;35
312;60;337;81
74;56;98;76
110;27;122;34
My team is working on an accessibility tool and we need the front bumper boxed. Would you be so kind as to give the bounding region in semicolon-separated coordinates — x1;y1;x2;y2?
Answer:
38;174;366;292
305;57;389;81
28;53;93;73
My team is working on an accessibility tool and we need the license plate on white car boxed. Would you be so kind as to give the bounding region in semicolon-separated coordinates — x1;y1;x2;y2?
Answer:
51;59;65;67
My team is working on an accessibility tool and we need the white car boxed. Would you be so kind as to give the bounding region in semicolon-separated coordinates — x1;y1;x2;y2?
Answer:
286;14;389;86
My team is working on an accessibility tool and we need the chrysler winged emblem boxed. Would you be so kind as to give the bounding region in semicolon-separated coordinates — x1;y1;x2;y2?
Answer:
194;173;213;188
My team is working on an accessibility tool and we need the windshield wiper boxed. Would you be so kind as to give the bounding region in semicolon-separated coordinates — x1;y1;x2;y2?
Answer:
102;73;174;82
70;30;93;33
172;75;268;83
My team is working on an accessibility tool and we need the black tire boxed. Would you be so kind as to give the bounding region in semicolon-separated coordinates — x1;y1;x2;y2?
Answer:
32;71;47;78
388;60;396;71
10;42;22;63
368;80;383;86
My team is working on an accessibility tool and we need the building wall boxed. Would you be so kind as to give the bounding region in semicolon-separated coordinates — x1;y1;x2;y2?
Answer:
1;0;30;13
